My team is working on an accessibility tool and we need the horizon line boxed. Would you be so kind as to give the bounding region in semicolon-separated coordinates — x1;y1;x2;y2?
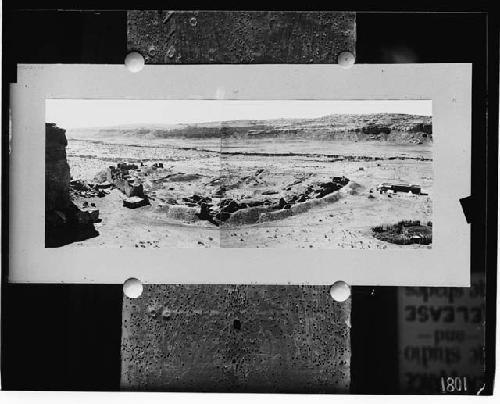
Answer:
54;111;432;130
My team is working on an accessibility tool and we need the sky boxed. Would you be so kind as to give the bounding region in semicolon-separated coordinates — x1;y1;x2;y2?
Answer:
46;99;432;129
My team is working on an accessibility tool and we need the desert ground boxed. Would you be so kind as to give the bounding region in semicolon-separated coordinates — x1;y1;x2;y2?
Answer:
63;136;432;249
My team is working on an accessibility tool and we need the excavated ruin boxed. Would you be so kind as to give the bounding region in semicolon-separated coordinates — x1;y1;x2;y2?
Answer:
90;160;352;227
139;169;350;226
214;176;350;226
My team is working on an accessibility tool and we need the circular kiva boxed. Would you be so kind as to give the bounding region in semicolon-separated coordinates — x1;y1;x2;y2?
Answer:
123;277;144;298
329;280;351;302
124;52;145;73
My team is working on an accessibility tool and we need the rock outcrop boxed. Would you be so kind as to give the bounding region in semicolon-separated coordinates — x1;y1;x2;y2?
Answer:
45;123;71;212
45;123;99;247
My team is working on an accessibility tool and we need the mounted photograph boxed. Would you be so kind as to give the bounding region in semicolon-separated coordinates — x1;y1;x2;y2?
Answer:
45;99;433;249
10;64;471;284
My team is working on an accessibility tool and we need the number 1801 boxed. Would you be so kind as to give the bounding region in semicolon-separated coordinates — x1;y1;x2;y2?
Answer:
441;376;468;393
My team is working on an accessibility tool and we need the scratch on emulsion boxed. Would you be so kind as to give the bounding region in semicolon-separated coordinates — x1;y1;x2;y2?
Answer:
163;11;174;24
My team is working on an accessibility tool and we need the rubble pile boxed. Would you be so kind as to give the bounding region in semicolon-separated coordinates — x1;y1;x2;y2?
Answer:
70;179;112;198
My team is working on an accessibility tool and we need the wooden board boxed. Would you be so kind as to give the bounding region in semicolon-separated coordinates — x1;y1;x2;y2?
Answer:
121;285;351;392
127;10;355;64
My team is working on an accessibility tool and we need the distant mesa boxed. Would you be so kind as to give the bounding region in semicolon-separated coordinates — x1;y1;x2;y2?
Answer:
65;113;433;144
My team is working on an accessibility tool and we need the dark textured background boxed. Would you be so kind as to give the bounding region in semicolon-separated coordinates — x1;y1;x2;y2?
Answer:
127;11;355;64
121;285;350;392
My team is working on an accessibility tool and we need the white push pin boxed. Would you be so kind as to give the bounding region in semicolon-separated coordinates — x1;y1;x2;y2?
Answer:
125;51;145;73
123;277;143;298
330;280;351;302
338;51;355;69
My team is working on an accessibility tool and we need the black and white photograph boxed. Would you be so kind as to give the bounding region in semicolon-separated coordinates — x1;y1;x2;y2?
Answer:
3;7;495;399
10;64;470;285
45;99;433;249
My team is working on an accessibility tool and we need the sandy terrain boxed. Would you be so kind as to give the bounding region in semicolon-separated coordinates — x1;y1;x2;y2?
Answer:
64;137;432;249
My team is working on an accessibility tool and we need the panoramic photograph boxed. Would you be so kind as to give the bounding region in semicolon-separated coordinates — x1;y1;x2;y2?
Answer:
45;99;433;249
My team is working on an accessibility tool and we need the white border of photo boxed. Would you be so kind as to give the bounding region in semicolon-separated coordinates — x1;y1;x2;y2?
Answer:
9;64;471;286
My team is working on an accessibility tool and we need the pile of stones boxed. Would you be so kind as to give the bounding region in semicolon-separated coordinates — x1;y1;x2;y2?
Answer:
70;179;112;199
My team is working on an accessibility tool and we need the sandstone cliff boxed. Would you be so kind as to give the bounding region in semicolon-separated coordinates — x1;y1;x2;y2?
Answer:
66;113;433;144
46;123;71;212
45;123;99;247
